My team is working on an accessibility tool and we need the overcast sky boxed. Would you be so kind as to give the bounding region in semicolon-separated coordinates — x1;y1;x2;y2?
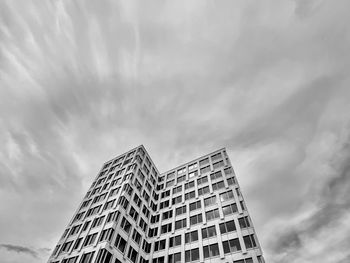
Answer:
1;0;350;262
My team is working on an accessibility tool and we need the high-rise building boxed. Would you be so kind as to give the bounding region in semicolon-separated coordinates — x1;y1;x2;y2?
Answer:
48;145;264;263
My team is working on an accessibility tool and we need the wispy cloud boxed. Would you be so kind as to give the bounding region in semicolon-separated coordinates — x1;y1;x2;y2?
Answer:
0;1;350;263
0;244;38;258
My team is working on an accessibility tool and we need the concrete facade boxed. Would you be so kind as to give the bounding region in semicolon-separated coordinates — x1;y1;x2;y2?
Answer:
48;145;265;263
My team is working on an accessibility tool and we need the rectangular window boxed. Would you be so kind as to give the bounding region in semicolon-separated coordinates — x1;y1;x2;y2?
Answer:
172;196;182;205
213;160;224;170
82;233;97;247
203;243;219;259
185;181;195;190
133;194;142;207
227;177;236;185
189;200;201;211
167;172;175;180
197;176;208;186
120;217;132;233
79;251;95;263
98;228;114;242
211;153;222;161
222;238;241;253
185;248;199;262
175;218;187;230
199;158;209;166
185;230;198;243
154;239;166;251
185;191;195;200
117;196;129;210
212;181;225;191
176;205;186;216
73;238;83;250
198;186;209;196
114;234;127;252
153;256;164;263
162;210;173;220
161;223;172;234
188;162;198;170
166;180;175;188
168;252;181;263
139;218;148;233
219;220;236;234
222;203;238;215
142;240;151;254
210;171;222;180
173;185;182;194
205;209;220;221
204;196;216;206
190;214;202;226
106;211;120;223
127;246;138;263
161;190;170;198
200;165;211;174
177;175;186;183
132;229;142;245
202;225;217;239
62;256;78;263
220;190;234;202
103;199;115;210
151;214;160;223
129;206;139;222
243;234;257;249
169;235;181;248
239;216;250;229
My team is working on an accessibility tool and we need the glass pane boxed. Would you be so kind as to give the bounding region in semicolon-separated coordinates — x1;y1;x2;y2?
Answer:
202;228;208;239
244;236;253;249
223;241;230;254
174;253;181;263
226;220;236;232
208;226;216;237
192;248;199;261
185;251;190;262
230;238;241;252
219;223;226;234
203;246;209;258
211;244;219;256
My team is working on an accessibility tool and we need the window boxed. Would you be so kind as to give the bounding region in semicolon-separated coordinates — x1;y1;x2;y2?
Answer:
188;170;198;178
213;160;224;169
202;225;217;239
185;230;198;243
223;238;241;253
133;194;142;207
234;258;254;263
154;239;166;251
103;199;115;210
142;205;150;218
62;256;78;263
219;220;236;234
211;152;222;161
197;176;208;186
220;190;234;202
148;227;158;238
200;165;211;174
173;185;182;194
82;221;90;231
120;217;132;233
109;187;120;197
169;235;181;247
227;177;236;185
172;196;182;205
212;181;225;191
222;203;238;215
185;248;199;262
161;223;172;234
185;181;195;190
243;234;257;249
167;172;175;180
159;200;169;209
166;180;175;188
136;218;146;233
80;252;95;263
190;214;202;226
152;256;164;263
175;218;186;230
123;183;134;196
60;241;73;253
132;229;142;245
210;171;222;180
98;228;114;242
197;186;209;196
114;234;127;252
240;201;246;211
117;196;129;210
127;246;138;263
134;179;142;192
83;233;97;247
176;205;186;216
73;238;83;250
177;175;186;183
69;224;81;236
204;196;216;206
239;216;250;229
168;252;181;263
95;249;112;263
178;167;186;175
236;188;241;196
129;206;139;222
188;162;198;170
106;211;120;223
161;190;170;199
151;214;160;223
203;243;219;258
199;158;209;166
142;240;151;253
185;191;195;200
86;205;101;217
189;200;201;211
163;210;173;220
206;209;220;221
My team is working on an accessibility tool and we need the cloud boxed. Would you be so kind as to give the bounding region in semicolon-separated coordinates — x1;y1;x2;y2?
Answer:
0;244;38;258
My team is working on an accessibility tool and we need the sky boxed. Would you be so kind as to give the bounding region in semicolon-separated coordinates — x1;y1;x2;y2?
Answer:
0;0;350;262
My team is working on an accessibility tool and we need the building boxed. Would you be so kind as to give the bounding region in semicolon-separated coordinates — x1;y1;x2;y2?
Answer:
48;145;265;263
